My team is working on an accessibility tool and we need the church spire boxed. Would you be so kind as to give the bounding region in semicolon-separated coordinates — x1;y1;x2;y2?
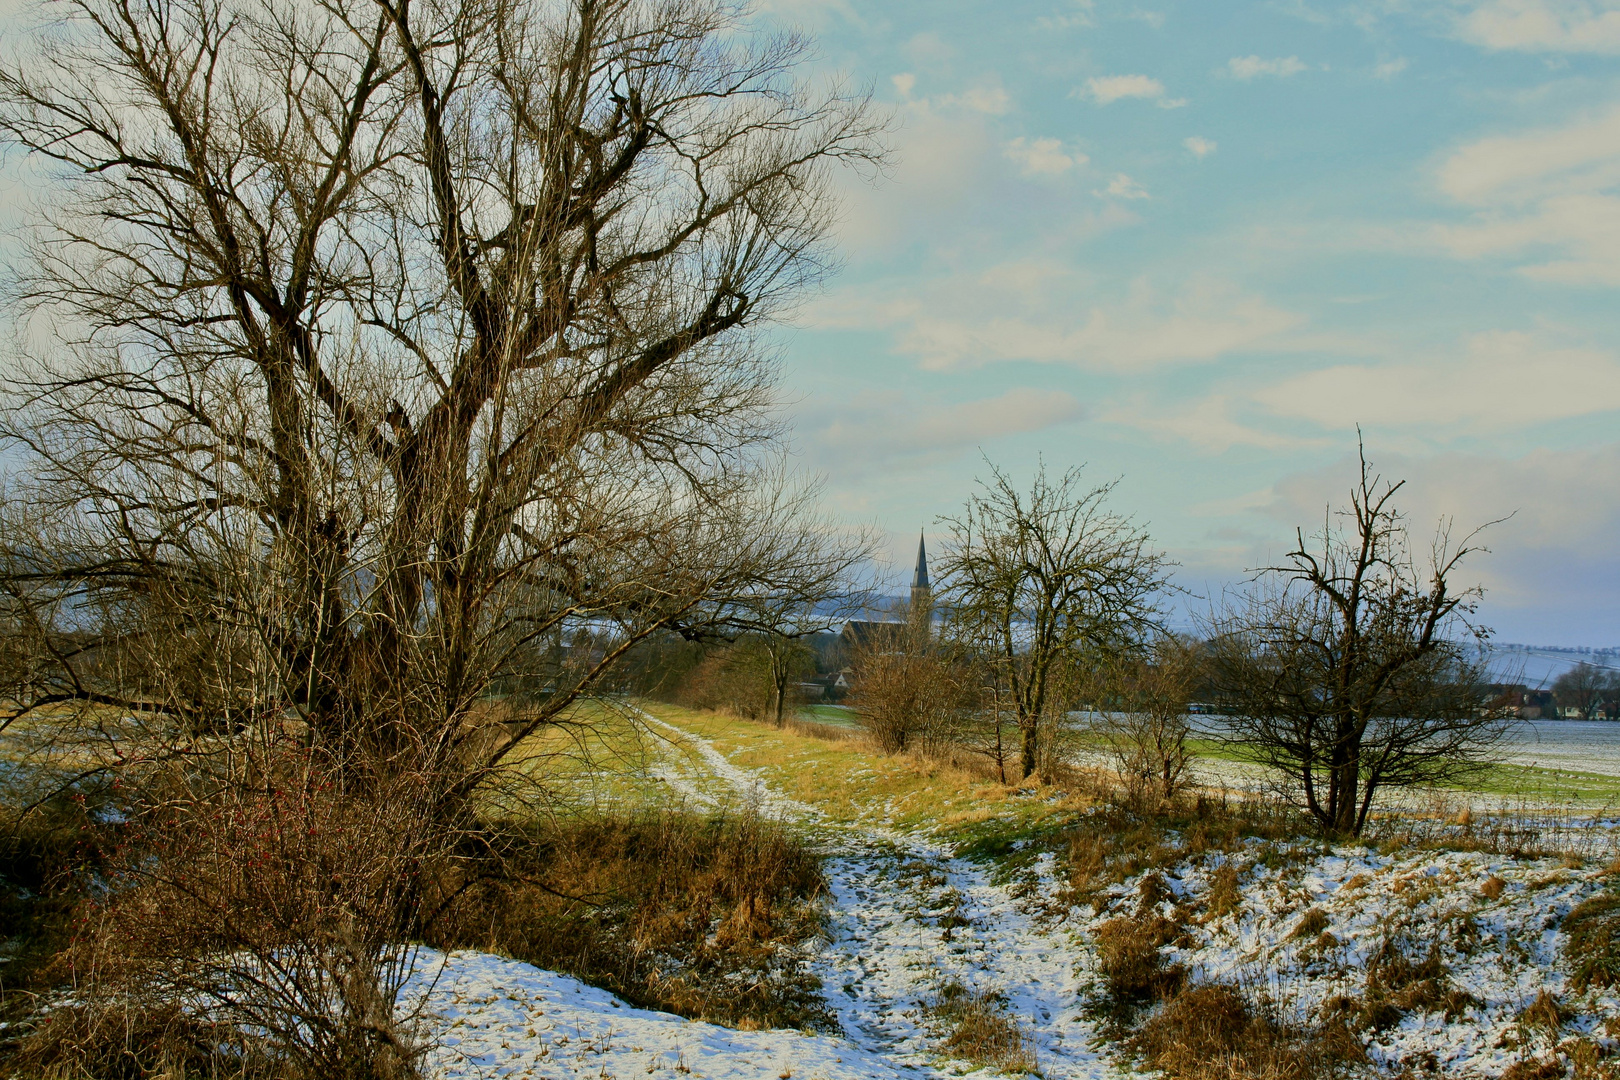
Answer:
909;531;932;639
911;530;930;591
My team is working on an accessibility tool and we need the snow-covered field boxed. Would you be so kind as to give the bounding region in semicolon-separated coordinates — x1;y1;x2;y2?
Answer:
402;707;1620;1079
1502;719;1620;779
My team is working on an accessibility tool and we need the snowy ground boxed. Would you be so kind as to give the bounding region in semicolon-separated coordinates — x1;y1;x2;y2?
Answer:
1089;841;1620;1075
405;949;921;1079
405;706;1620;1079
408;706;1118;1079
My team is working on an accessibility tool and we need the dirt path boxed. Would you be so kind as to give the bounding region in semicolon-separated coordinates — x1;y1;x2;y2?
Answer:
632;705;1116;1079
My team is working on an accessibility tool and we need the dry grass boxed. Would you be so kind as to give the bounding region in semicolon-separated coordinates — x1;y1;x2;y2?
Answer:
643;702;1090;839
1321;936;1478;1033
1063;794;1304;913
9;999;281;1080
1563;891;1620;992
926;982;1037;1075
1127;982;1360;1080
429;807;831;1031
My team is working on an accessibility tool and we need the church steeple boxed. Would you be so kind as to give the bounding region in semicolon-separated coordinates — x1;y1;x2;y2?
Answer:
909;531;932;627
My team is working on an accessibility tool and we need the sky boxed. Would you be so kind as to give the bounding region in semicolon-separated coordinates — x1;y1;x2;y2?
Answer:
0;0;1617;646
741;0;1620;646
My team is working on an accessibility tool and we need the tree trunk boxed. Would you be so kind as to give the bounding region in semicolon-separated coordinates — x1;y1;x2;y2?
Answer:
1330;758;1360;838
1020;720;1039;780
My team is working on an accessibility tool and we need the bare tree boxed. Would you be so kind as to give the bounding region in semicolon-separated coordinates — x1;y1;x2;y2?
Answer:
1554;662;1617;721
0;0;879;1071
0;0;880;795
762;633;817;727
936;462;1171;780
1205;445;1513;839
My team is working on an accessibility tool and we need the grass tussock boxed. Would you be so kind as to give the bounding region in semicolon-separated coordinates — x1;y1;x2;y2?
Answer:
1128;982;1361;1080
1087;873;1194;1026
430;807;830;1031
1563;891;1620;992
926;982;1037;1075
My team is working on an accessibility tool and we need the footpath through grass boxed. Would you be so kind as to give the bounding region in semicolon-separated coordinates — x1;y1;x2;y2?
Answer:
638;702;1096;854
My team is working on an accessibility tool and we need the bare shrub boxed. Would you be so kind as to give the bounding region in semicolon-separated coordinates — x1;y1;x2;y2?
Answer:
429;808;830;1031
1206;442;1513;838
15;750;451;1080
1093;637;1202;809
849;637;971;755
937;462;1172;780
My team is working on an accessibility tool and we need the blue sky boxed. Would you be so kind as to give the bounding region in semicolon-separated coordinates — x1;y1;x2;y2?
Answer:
753;0;1620;645
1;0;1616;645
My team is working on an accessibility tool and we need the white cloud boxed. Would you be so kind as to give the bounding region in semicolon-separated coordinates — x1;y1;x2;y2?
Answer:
1254;330;1620;431
1373;57;1410;79
1097;173;1150;199
818;270;1303;373
1102;395;1311;453
1437;103;1620;204
1184;136;1218;158
1429;103;1620;282
801;387;1085;476
939;80;1013;115
1004;137;1085;176
1039;0;1096;29
1082;74;1184;107
1226;55;1309;80
891;72;916;98
1454;0;1620;54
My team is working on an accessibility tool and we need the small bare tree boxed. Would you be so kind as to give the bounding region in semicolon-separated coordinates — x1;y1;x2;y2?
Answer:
936;462;1171;780
1206;444;1513;839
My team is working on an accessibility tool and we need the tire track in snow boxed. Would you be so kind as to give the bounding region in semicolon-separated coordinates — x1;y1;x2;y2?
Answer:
631;703;1117;1079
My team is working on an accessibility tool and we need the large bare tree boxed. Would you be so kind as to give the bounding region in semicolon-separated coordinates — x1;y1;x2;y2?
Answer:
0;0;880;788
1206;446;1512;838
0;1;878;1070
936;462;1171;781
